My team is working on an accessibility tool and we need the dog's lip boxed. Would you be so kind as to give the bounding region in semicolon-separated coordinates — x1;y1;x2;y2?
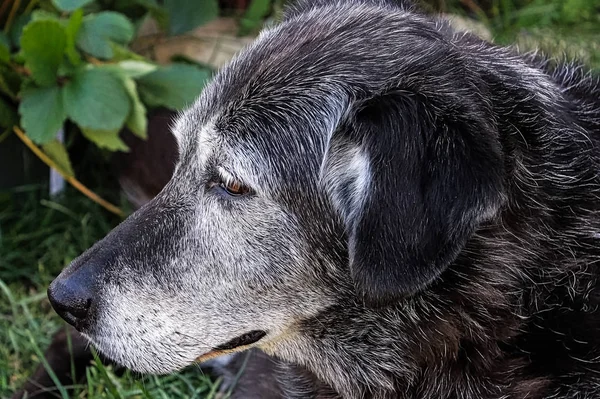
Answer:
195;330;267;363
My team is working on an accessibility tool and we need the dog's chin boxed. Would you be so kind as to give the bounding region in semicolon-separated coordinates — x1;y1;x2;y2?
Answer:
85;331;204;375
83;325;270;375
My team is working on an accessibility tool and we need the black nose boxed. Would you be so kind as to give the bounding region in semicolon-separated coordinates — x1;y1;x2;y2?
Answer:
48;265;95;329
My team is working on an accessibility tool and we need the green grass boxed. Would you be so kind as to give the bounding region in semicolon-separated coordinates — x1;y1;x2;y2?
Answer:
0;186;218;398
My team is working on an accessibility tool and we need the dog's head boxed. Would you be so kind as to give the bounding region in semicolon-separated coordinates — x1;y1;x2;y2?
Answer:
48;0;504;374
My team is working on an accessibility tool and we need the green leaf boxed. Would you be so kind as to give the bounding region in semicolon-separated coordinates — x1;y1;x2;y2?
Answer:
0;97;18;129
52;0;95;12
42;139;75;177
76;12;134;59
122;77;147;139
81;128;129;152
137;64;211;110
163;0;218;35
20;20;68;86
64;68;131;131
65;9;84;65
239;0;271;35
19;86;66;144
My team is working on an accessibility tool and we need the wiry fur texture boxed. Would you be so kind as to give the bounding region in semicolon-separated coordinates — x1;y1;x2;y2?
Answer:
48;0;600;397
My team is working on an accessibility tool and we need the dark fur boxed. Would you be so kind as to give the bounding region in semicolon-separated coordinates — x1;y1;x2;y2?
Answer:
48;0;600;397
269;1;600;396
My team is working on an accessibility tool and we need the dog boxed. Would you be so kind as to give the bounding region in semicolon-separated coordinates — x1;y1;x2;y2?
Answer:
47;0;600;397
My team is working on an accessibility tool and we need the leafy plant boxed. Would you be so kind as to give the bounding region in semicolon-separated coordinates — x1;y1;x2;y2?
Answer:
0;0;218;213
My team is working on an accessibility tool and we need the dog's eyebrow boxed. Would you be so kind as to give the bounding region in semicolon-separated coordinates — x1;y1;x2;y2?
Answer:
170;109;191;150
217;166;244;186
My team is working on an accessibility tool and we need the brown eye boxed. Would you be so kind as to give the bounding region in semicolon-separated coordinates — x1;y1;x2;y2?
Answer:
220;179;250;196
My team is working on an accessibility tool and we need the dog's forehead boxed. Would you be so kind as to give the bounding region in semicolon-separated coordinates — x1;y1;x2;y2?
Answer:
184;102;333;188
172;3;444;180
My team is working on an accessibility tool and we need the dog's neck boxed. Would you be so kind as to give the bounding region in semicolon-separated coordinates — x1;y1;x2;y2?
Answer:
270;198;600;399
268;277;531;399
268;225;599;399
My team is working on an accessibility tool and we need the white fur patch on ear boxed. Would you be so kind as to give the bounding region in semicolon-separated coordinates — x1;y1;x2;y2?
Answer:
321;144;372;223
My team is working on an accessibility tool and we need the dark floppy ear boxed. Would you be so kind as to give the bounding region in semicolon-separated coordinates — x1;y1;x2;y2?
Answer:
322;92;504;305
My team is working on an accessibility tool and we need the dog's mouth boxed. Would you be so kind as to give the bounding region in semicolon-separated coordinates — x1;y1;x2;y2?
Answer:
195;330;267;363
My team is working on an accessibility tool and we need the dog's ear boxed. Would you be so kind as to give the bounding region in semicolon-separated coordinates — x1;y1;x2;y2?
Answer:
285;0;413;19
322;92;504;305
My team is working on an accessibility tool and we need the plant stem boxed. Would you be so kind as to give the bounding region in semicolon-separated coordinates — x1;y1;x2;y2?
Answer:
0;0;12;23
0;74;18;101
13;126;125;217
23;0;37;14
4;0;22;34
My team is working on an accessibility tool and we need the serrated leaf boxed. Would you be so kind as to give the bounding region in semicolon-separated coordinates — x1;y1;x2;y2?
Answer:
52;0;95;12
76;12;134;59
64;68;131;131
81;128;129;152
163;0;218;35
19;86;66;144
65;9;84;65
122;77;147;139
137;64;211;110
20;20;67;86
42;139;75;177
0;97;18;129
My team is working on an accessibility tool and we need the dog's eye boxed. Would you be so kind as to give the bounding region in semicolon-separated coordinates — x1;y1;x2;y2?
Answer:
219;179;251;197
